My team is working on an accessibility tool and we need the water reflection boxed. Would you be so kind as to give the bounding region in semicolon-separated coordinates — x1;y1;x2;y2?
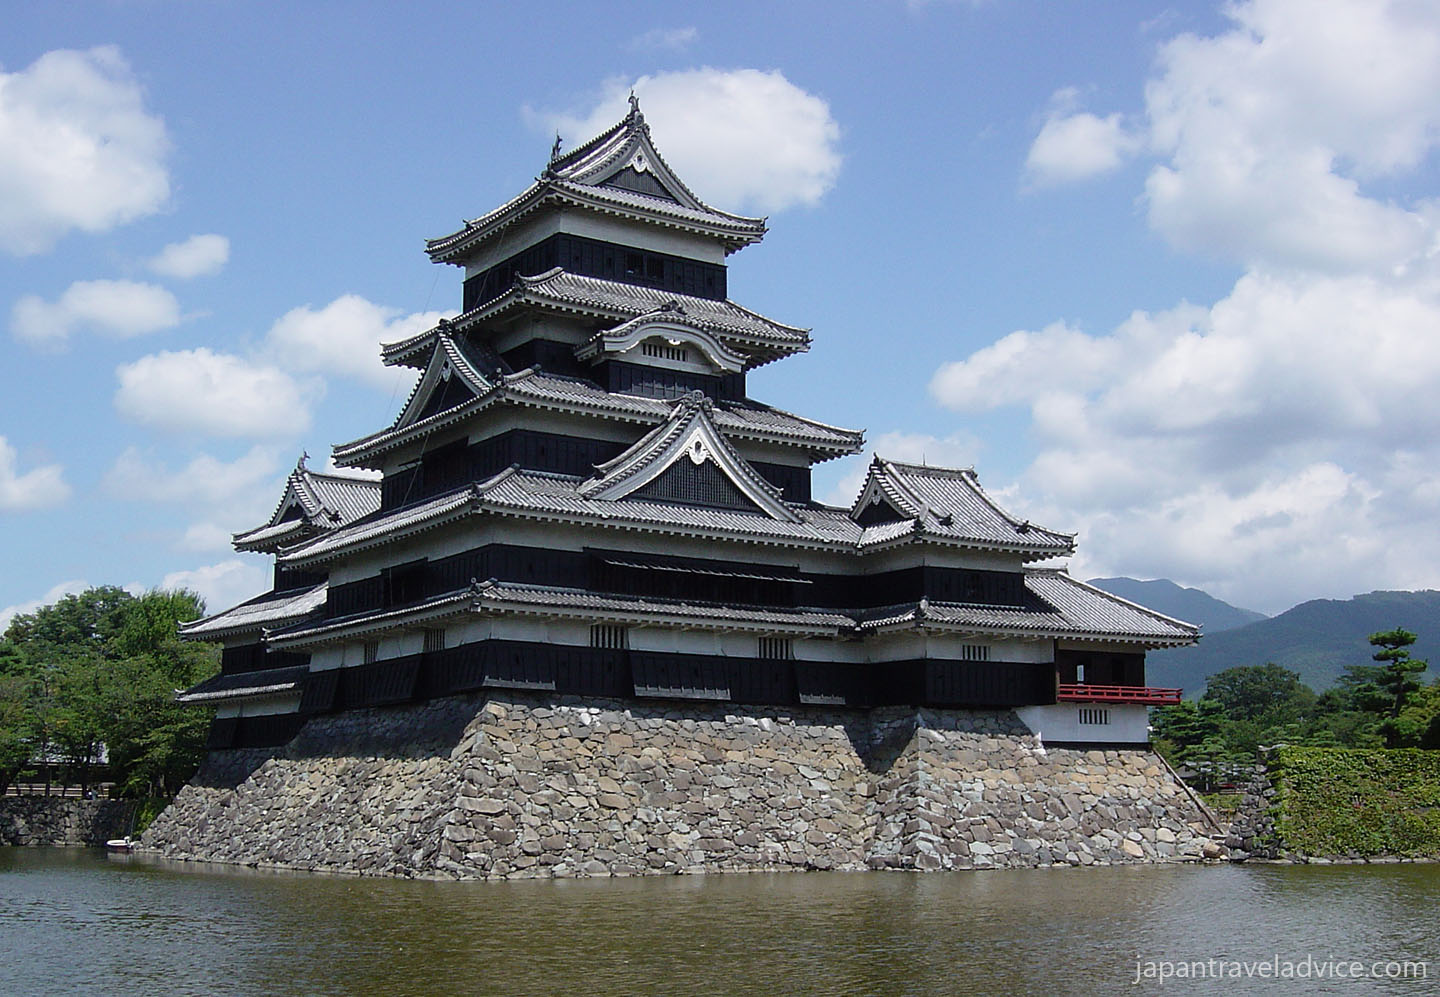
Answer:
1;850;1435;996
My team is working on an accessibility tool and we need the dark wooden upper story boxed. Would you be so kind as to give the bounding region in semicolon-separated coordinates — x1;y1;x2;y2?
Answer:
463;234;728;313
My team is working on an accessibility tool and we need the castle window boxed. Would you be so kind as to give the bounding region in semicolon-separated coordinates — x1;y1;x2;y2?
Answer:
590;624;629;650
961;644;991;662
363;640;380;664
758;636;794;660
642;341;689;363
1078;708;1110;726
423;628;446;653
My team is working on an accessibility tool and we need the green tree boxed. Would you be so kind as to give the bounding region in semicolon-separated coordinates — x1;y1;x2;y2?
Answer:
1333;628;1430;747
0;674;34;794
1;586;218;797
1203;663;1317;728
1369;628;1427;717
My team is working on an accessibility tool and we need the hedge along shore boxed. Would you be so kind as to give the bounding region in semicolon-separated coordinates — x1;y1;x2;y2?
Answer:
141;693;1222;878
1227;746;1440;864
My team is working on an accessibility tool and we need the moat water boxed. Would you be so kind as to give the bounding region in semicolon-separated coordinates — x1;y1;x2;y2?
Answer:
2;850;1436;996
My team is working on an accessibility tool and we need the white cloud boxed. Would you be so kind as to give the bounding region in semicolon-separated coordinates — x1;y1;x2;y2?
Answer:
628;27;698;52
148;233;229;278
0;436;70;511
0;47;169;255
115;348;317;437
11;279;181;346
1030;0;1440;273
160;559;270;617
102;446;287;555
965;1;1440;611
180;522;238;552
103;445;281;505
531;68;841;213
263;294;444;389
931;267;1440;613
0;578;89;632
1025;107;1139;185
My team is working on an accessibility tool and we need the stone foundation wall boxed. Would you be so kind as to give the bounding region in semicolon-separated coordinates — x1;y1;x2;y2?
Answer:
142;693;1219;878
1;798;137;846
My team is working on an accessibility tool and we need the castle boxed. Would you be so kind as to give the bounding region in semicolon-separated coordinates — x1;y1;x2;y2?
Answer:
150;105;1215;877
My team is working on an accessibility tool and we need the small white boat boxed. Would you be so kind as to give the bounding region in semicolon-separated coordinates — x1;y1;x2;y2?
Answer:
105;836;136;854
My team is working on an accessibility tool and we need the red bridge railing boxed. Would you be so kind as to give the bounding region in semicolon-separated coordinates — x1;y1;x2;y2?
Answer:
1056;683;1182;705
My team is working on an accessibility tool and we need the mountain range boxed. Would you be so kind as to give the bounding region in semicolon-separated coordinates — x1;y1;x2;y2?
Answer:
1085;579;1440;696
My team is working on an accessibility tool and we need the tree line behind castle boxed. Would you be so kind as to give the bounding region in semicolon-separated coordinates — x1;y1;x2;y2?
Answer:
1152;628;1438;786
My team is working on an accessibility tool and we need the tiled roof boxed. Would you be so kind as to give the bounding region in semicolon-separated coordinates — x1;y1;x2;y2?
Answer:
267;589;475;645
233;458;380;553
331;366;863;466
1023;571;1200;642
178;583;328;640
472;581;853;632
176;665;309;704
284;460;1075;569
266;570;1198;650
858;570;1199;646
853;458;1074;556
426;106;767;264
384;270;809;372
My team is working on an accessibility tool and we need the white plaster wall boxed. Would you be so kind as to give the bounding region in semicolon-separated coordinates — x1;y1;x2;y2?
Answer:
861;632;1053;664
1015;703;1150;744
215;693;303;719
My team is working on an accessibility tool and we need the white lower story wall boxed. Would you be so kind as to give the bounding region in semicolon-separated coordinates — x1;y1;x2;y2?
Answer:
1014;703;1150;745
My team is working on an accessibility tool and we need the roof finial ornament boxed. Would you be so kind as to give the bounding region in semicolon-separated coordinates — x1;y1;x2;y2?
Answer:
298;451;309;470
550;132;562;162
627;90;641;120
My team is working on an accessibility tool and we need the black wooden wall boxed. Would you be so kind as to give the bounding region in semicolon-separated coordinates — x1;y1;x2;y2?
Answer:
290;640;1058;718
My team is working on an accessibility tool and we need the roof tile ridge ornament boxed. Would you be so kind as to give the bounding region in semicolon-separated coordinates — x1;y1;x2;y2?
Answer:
543;133;562;179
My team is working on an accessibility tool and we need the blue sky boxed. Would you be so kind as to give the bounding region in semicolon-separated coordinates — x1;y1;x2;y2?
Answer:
3;0;1438;622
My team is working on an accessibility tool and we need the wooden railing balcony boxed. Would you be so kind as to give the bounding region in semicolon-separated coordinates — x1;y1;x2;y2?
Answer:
1056;683;1182;705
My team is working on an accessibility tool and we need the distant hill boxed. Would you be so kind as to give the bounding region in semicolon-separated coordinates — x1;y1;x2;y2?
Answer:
1086;577;1266;633
1143;590;1440;695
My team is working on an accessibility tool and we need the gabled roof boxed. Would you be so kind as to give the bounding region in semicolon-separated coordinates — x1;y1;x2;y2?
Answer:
178;583;328;641
232;457;381;554
331;363;863;468
388;326;499;433
850;458;1075;557
426;101;767;265
381;269;809;370
579;392;800;522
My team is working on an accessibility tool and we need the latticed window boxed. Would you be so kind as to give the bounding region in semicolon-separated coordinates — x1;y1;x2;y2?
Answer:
758;636;794;660
423;628;446;653
642;341;689;363
961;644;991;662
1078;708;1110;726
590;624;629;650
362;639;380;664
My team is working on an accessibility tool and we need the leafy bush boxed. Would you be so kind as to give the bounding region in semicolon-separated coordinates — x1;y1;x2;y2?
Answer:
1270;746;1440;857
